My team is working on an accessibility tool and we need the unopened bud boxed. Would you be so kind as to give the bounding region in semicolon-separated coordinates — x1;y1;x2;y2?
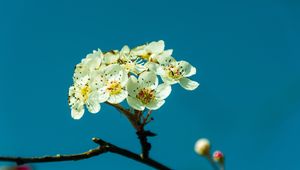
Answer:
194;138;210;156
213;150;224;163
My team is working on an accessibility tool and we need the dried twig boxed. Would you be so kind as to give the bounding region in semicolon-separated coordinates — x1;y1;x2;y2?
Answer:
0;138;171;170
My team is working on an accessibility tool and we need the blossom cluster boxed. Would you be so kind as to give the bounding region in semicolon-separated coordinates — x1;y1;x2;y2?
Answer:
68;40;199;119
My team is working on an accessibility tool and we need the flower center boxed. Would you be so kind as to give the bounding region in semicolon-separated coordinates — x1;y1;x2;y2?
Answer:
149;57;158;63
140;52;152;60
167;65;182;80
81;85;91;102
107;81;122;95
136;88;155;104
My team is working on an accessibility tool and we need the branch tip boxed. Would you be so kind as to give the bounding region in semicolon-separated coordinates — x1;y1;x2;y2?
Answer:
92;137;107;146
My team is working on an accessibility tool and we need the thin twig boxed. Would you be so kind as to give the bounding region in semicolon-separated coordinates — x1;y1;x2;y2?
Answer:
206;155;218;170
106;103;155;159
93;138;170;170
141;110;153;128
0;138;171;170
0;146;107;165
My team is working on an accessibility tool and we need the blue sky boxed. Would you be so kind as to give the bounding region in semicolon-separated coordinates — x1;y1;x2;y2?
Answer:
0;0;299;169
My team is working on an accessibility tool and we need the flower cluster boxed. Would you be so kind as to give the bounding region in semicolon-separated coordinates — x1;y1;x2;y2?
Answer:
68;40;199;119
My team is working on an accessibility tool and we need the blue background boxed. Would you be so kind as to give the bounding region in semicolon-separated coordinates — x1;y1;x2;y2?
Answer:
0;0;299;169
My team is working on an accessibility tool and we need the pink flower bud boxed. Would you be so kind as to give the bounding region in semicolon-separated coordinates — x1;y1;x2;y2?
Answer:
213;150;224;163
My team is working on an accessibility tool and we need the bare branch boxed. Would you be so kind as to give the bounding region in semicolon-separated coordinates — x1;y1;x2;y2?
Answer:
93;138;170;170
105;103;156;159
0;138;171;170
0;141;106;165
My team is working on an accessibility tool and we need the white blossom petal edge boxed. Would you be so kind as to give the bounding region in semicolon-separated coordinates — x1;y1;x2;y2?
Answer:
126;71;171;111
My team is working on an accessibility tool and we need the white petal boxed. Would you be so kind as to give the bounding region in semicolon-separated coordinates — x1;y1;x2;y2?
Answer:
107;90;128;104
179;77;199;90
127;76;139;96
155;83;172;100
144;62;162;74
146;100;165;110
160;49;173;57
98;90;110;103
148;40;164;54
82;51;102;69
132;63;147;74
119;69;129;86
131;45;146;56
71;102;84;120
138;71;158;89
157;55;176;66
161;75;177;85
103;64;123;81
177;61;193;77
71;108;84;120
86;101;101;114
121;45;130;54
127;96;145;111
185;66;196;77
74;75;90;86
68;86;76;96
103;51;119;64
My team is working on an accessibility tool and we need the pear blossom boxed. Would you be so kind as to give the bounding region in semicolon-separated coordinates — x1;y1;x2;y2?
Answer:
126;71;171;111
73;49;103;81
102;50;119;65
102;46;146;74
131;40;166;61
93;64;128;104
69;40;200;118
156;55;199;90
68;76;102;119
118;45;146;74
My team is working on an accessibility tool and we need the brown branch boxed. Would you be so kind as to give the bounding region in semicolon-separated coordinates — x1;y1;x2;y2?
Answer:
136;128;155;159
0;138;171;170
93;138;170;170
106;103;156;159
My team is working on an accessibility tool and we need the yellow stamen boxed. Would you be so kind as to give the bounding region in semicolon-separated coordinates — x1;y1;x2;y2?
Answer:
167;65;182;80
139;52;152;60
107;81;122;95
136;88;155;104
81;85;91;102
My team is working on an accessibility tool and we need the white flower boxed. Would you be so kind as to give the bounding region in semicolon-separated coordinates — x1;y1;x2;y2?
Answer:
73;49;103;81
68;76;102;120
93;64;128;104
119;45;146;74
126;71;171;111
156;55;199;90
194;138;210;156
131;40;165;61
102;50;119;65
69;40;200;118
144;48;173;72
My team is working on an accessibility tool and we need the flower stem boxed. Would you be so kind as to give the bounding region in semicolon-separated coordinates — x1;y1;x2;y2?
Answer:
106;103;156;159
206;155;219;170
